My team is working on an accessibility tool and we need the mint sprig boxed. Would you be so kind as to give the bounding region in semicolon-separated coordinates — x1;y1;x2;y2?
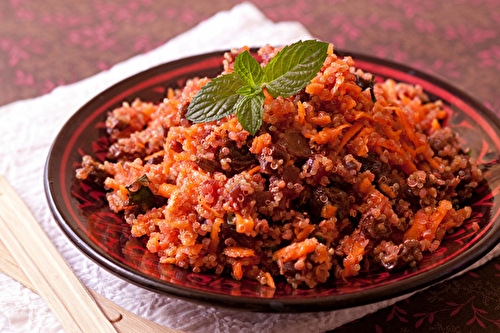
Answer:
186;40;329;135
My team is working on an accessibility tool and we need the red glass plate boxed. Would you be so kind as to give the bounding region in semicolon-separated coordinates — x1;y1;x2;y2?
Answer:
44;49;500;312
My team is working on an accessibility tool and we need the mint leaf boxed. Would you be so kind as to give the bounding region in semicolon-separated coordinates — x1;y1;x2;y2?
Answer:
264;40;329;98
235;91;265;135
264;40;328;81
236;85;257;96
186;72;246;123
234;50;264;87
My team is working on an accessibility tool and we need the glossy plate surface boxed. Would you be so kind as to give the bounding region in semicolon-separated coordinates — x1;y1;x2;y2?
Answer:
45;49;500;312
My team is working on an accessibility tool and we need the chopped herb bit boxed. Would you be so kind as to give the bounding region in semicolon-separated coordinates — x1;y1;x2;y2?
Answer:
126;174;167;212
355;74;377;103
368;76;377;103
226;212;235;225
314;235;326;244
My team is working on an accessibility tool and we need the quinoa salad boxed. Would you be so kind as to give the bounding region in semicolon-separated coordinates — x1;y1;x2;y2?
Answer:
76;43;483;289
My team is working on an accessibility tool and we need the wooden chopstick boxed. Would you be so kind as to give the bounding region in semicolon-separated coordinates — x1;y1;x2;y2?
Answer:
0;240;188;333
0;175;187;333
0;237;189;333
0;175;117;332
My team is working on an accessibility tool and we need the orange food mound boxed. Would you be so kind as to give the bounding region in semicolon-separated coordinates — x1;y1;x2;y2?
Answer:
77;44;482;289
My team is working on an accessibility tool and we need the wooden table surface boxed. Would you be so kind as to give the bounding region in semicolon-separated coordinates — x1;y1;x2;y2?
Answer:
1;1;500;332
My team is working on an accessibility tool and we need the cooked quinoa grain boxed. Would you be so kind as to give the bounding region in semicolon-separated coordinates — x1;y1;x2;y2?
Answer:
76;45;482;289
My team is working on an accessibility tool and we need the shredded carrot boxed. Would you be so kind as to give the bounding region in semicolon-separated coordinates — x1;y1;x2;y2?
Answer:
234;212;255;233
209;218;223;253
327;43;334;55
403;200;453;250
146;232;160;252
395;108;416;144
104;178;121;191
308;113;332;126
336;121;363;153
376;137;404;152
175;244;204;258
247;165;261;175
358;177;373;194
223;247;255;258
173;151;192;162
232;260;244;280
198;196;222;218
158;183;177;198
263;272;276;289
144;150;165;162
273;238;318;263
402;142;417;159
353;111;374;121
401;160;418;174
167;87;175;99
305;82;325;96
321;204;337;219
342;81;363;95
382;126;403;142
341;232;369;278
250;133;272;154
305;123;351;144
379;183;397;199
297;101;306;125
431;118;441;131
294;224;316;241
426;155;442;171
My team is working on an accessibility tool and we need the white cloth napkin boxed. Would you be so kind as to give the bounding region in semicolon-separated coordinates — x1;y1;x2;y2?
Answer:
1;2;499;333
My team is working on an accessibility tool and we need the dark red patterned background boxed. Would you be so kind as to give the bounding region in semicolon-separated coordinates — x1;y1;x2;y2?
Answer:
2;0;500;332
